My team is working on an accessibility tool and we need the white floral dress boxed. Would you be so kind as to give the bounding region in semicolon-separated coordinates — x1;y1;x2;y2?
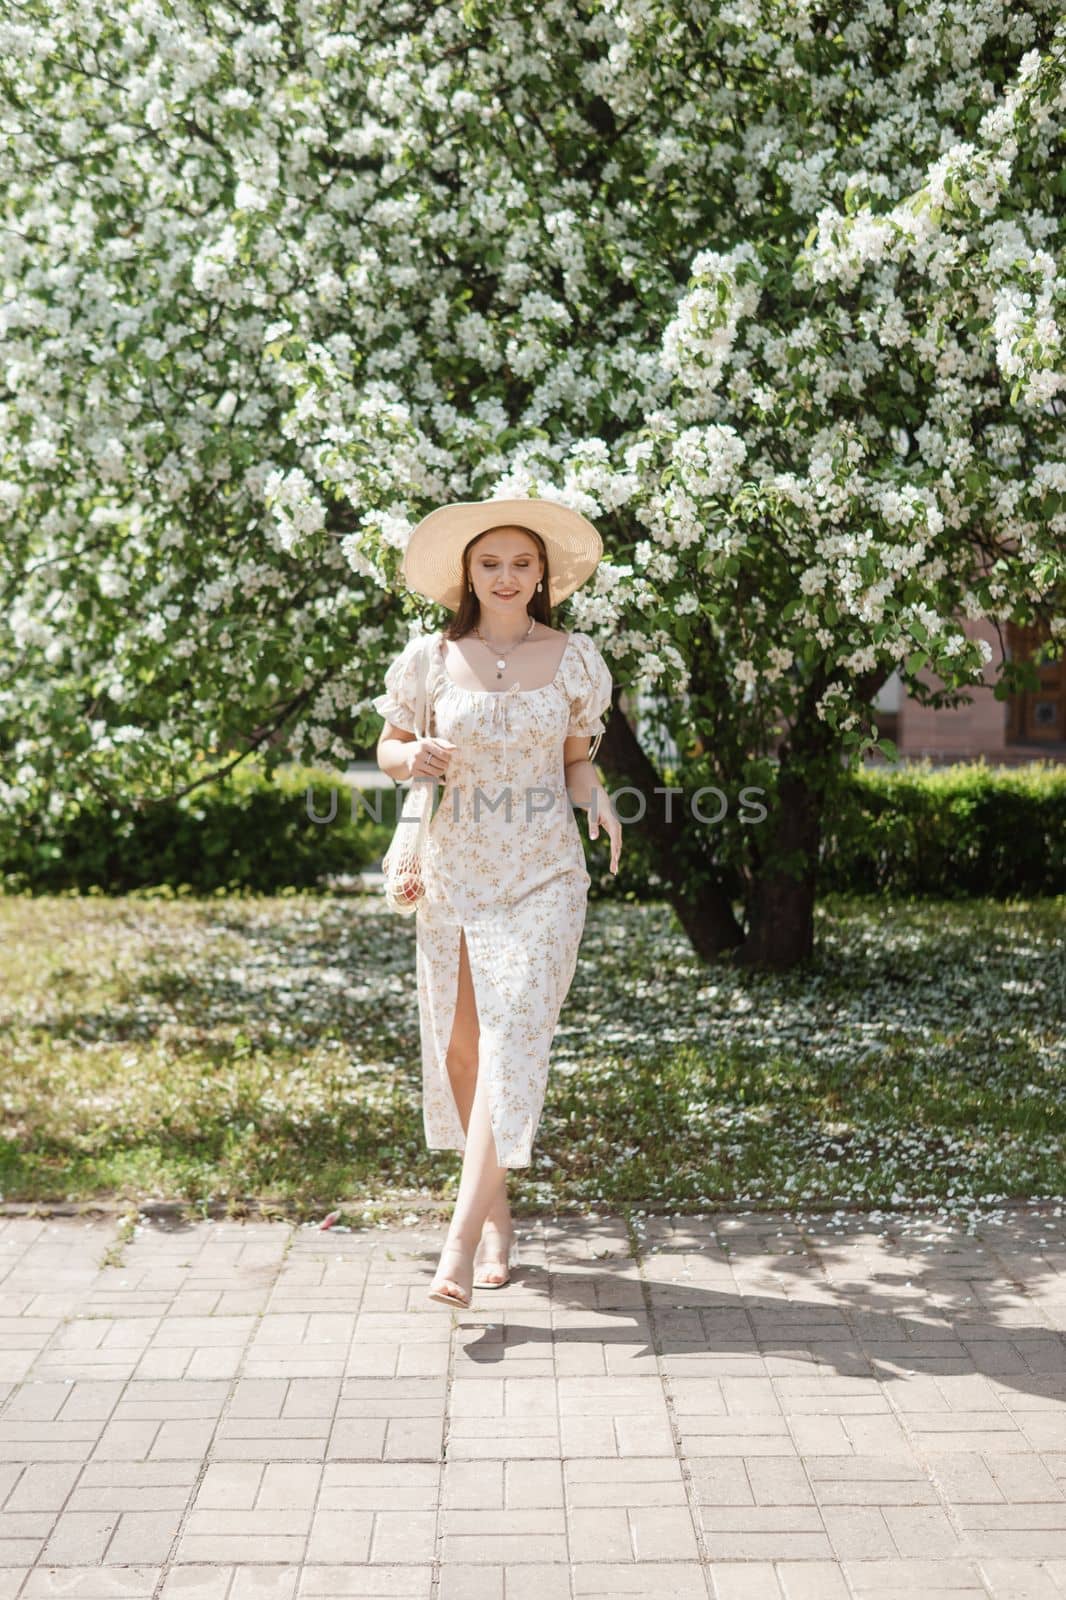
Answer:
372;629;613;1167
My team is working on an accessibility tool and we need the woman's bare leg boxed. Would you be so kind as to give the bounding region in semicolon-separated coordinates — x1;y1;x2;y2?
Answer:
443;938;512;1279
430;929;511;1301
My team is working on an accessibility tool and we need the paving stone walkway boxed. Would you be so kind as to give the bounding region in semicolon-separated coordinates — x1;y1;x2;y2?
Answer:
0;1206;1064;1600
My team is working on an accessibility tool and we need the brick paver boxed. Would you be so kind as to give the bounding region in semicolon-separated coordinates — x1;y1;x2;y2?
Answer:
0;1206;1063;1598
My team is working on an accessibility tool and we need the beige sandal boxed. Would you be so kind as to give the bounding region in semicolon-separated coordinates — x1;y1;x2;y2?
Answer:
428;1242;473;1309
472;1228;519;1290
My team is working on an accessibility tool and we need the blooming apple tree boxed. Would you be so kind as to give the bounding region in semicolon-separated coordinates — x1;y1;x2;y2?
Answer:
1;0;1063;964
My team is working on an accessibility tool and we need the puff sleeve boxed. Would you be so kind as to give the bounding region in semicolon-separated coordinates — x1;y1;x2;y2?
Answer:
371;636;426;736
565;632;613;762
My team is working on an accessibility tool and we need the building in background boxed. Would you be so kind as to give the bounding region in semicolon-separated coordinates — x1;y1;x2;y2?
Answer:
870;617;1064;766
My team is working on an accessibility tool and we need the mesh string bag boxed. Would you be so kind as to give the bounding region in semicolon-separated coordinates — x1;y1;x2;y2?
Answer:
381;637;435;916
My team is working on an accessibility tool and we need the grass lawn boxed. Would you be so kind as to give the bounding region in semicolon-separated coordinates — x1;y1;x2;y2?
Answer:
1;890;1062;1224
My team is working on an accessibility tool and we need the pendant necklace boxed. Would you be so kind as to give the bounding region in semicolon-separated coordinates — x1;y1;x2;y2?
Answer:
475;614;536;679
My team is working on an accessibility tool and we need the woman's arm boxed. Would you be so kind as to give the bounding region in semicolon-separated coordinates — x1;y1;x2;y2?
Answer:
562;735;606;810
377;722;417;784
564;735;621;874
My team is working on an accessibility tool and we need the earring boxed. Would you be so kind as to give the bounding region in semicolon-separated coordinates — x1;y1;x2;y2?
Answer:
536;580;543;592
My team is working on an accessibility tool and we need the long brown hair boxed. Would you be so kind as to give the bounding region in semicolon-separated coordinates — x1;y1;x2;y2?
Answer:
443;525;554;641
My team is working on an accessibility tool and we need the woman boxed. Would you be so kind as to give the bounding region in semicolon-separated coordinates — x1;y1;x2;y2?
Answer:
372;497;622;1309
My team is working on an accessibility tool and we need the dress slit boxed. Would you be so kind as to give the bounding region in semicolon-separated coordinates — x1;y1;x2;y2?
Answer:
455;924;508;1167
427;919;466;1152
423;917;507;1167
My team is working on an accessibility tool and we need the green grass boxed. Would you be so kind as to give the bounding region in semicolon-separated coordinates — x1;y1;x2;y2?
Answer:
1;891;1062;1223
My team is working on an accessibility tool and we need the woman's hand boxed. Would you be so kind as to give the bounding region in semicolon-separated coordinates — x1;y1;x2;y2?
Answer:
405;736;456;783
588;784;622;875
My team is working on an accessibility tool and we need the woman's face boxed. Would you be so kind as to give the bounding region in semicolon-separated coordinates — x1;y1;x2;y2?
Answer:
466;527;545;625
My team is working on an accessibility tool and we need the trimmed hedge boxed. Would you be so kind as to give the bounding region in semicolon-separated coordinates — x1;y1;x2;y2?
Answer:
582;757;1066;902
0;760;394;895
2;756;1063;899
817;758;1066;898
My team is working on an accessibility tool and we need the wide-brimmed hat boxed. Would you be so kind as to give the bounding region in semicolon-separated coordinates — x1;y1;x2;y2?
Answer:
402;497;603;610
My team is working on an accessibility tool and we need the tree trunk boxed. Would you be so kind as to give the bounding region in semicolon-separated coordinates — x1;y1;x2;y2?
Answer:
599;692;745;965
732;671;844;970
601;659;889;970
734;758;822;969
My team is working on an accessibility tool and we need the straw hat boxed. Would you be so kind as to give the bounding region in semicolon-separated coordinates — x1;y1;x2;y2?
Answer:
402;497;603;610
